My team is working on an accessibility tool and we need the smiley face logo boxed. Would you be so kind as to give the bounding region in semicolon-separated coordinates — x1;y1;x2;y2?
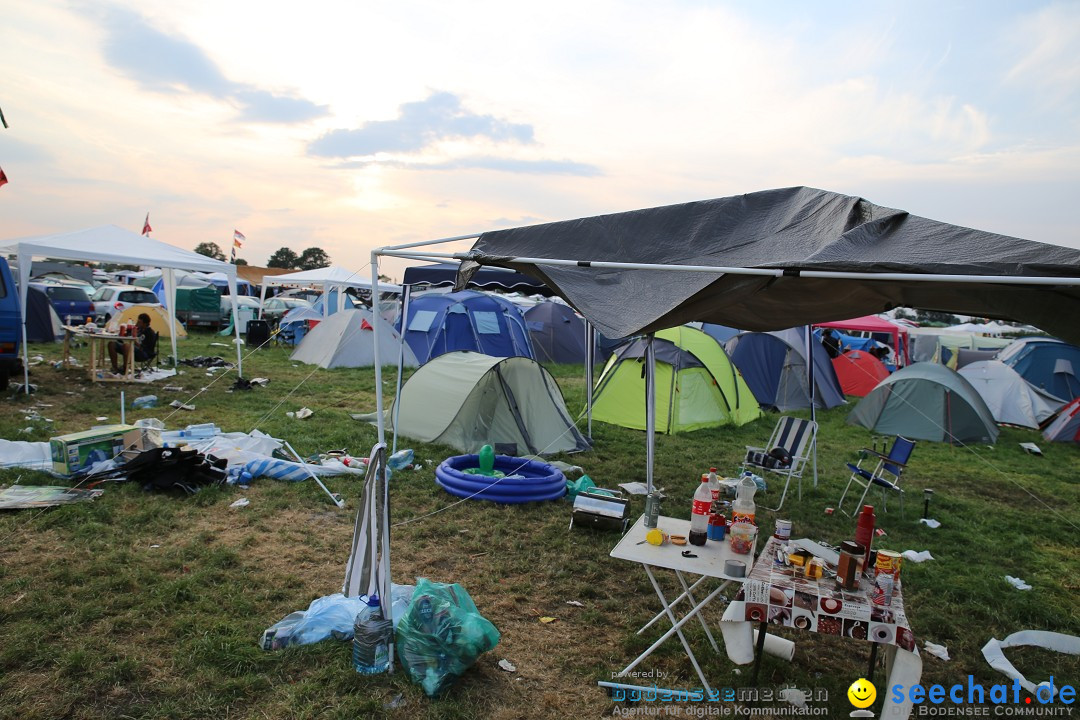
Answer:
847;678;876;709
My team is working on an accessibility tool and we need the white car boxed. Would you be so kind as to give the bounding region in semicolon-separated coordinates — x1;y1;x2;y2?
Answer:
90;284;162;324
220;295;261;322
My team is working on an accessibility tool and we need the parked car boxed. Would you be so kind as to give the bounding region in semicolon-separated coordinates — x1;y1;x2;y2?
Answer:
220;295;261;321
30;282;95;325
0;258;22;390
261;297;312;323
90;284;162;324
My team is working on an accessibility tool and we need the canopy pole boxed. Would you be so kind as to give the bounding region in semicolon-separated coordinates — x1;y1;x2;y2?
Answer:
585;319;594;439
371;252;386;448
391;285;412;454
18;251;30;392
164;269;179;368
227;275;242;376
646;333;656;494
805;326;818;489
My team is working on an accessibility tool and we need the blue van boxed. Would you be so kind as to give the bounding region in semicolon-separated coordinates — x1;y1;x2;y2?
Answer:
29;281;95;325
0;258;22;390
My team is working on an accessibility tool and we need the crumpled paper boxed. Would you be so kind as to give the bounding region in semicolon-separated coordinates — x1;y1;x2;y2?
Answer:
924;641;950;660
902;550;935;563
919;518;941;529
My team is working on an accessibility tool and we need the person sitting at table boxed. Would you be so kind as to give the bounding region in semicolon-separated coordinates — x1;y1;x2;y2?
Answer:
109;313;158;374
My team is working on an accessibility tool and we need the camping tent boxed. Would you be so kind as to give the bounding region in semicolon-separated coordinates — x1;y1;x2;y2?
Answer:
259;266;400;318
0;225;242;386
816;315;910;366
957;360;1060;429
832;350;890;397
524;302;591;364
908;329;1014;368
592;325;761;433
726;328;846;411
386;352;589;455
996;337;1080;403
25;287;62;343
291;309;418;369
106;305;188;339
848;362;999;444
400;290;534;364
1042;398;1080;443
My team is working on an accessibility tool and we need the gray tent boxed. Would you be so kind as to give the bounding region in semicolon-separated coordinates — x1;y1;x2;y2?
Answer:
386;351;589;456
848;362;999;444
291;308;417;369
958;360;1060;429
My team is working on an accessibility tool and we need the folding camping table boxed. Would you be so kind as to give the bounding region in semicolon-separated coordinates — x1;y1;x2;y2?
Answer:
608;514;755;695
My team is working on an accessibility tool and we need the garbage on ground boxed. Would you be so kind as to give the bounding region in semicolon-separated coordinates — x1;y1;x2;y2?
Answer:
0;439;53;472
902;550;934;563
84;446;228;495
261;585;415;651
616;481;651;495
388;448;414;470
1019;442;1042;456
0;485;104;509
924;641;951;661
498;659;516;672
1004;575;1032;591
779;688;807;707
919;518;941;529
982;630;1080;701
162;385;184;392
132;395;158;409
396;578;500;697
170;400;196;411
565;600;584;607
49;425;133;475
180;356;234;369
229;497;250;508
249;377;270;386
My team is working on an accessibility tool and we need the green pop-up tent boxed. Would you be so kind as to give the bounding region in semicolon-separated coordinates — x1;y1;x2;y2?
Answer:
592;325;761;434
848;362;999;444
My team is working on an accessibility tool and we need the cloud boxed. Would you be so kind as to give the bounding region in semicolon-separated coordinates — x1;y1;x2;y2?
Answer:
94;6;327;124
308;92;533;157
327;155;600;176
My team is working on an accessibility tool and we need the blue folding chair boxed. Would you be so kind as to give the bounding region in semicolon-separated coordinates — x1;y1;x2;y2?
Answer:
838;436;916;516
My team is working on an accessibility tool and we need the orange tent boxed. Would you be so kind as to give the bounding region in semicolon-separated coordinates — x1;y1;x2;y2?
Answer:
832;350;890;397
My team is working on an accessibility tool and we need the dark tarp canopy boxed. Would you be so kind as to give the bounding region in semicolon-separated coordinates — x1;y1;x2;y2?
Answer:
459;186;1080;344
404;261;553;296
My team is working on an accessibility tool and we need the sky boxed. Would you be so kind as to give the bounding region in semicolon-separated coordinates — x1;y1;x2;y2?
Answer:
1;0;1078;281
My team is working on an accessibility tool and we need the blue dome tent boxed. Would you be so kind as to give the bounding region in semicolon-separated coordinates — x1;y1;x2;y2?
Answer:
400;290;534;364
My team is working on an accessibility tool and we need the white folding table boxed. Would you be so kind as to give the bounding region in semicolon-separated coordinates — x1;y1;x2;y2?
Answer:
608;514;755;694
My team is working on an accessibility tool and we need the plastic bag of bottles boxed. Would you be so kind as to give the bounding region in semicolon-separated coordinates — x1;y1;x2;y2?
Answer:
395;577;500;697
260;585;415;651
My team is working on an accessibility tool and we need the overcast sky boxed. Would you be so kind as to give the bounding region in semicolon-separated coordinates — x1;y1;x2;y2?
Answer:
2;1;1078;280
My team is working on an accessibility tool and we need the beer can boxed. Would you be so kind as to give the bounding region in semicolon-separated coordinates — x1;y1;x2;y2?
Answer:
644;491;661;528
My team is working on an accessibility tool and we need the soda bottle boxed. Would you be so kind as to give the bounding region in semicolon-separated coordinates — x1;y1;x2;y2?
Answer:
707;467;721;510
689;476;712;546
353;596;393;674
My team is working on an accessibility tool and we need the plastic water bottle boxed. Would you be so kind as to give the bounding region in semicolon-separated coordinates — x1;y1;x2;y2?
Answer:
707;467;721;510
689;476;712;546
388;449;414;470
353;596;393;675
732;475;757;526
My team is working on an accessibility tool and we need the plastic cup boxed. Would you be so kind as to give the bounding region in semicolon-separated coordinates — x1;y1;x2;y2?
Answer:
729;522;758;555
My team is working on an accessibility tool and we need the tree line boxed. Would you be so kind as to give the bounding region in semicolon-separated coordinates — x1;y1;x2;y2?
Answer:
193;243;331;270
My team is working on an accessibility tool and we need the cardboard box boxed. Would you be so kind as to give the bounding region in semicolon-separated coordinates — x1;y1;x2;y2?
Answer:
50;424;134;475
119;426;162;461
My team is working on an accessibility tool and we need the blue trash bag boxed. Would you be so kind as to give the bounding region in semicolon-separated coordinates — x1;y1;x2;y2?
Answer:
261;585;415;651
395;578;500;696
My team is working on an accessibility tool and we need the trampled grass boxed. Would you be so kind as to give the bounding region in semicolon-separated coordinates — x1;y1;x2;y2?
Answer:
0;331;1077;719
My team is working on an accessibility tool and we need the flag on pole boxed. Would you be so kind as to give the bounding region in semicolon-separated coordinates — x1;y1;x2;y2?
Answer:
141;212;152;236
0;166;7;188
0;106;8;129
233;229;245;247
231;245;237;262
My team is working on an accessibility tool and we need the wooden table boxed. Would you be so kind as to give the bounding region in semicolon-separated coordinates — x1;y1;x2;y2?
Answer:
63;325;137;382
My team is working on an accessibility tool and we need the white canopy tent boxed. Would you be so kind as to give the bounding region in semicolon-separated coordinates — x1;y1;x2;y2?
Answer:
258;266;401;319
0;225;242;388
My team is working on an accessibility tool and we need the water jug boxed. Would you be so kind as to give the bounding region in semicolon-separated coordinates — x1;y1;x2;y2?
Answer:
732;475;757;525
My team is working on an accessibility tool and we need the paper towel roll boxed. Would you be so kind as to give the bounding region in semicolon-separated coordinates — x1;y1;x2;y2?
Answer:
754;628;796;662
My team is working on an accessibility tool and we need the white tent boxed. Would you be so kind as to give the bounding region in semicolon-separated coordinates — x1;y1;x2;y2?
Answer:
290;308;418;369
259;266;401;318
0;225;242;387
958;359;1062;429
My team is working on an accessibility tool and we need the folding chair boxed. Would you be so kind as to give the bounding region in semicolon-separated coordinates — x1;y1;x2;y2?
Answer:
743;416;818;512
838;436;916;517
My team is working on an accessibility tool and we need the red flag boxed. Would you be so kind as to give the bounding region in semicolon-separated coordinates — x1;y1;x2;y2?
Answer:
361;318;374;331
233;229;245;246
141;212;152;235
0;166;8;188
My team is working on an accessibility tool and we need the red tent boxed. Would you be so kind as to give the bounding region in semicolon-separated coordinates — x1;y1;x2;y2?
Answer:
832;349;891;397
1043;397;1080;443
816;315;910;366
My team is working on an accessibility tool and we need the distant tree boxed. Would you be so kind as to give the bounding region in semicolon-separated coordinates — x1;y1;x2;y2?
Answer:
194;242;226;262
298;247;331;271
233;258;249;266
267;247;299;269
914;309;962;326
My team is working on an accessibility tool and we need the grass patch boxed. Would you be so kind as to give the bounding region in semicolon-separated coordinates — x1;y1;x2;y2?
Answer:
0;331;1077;717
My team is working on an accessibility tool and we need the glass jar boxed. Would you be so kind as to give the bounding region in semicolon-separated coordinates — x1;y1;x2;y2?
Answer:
837;540;864;590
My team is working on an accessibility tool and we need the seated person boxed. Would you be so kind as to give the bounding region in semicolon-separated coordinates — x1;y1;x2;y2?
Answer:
109;313;158;374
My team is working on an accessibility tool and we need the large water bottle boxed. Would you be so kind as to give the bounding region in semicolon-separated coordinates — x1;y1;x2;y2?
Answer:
732;475;757;526
689;476;713;546
353;596;393;675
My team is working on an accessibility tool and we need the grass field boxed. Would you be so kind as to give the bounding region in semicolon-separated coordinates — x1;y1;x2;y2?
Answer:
1;331;1078;719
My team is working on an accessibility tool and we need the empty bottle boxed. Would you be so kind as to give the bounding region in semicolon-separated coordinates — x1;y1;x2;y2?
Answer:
353;595;393;675
689;475;712;546
707;467;721;510
731;475;757;525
